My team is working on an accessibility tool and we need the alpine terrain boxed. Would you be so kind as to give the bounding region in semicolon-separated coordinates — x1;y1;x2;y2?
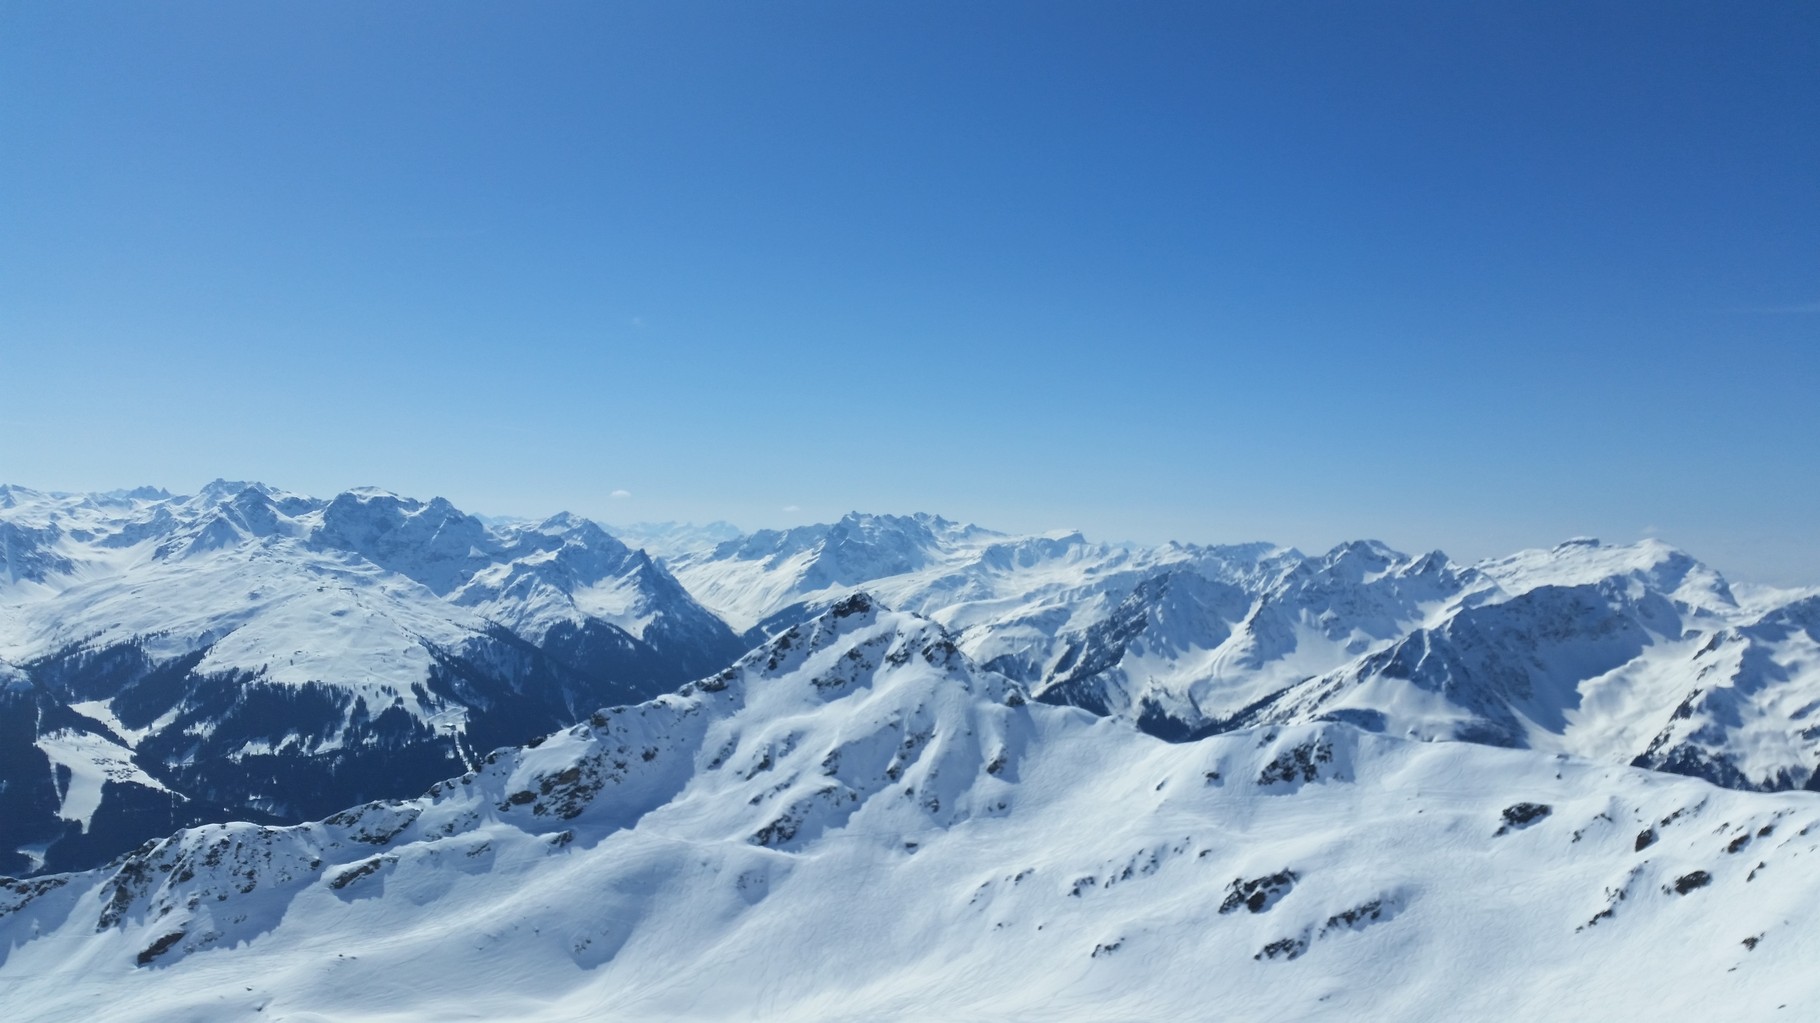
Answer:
3;484;1819;1020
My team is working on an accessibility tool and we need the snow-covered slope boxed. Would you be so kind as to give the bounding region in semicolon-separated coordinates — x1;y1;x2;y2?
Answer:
4;597;1818;1021
1238;540;1820;789
0;483;744;876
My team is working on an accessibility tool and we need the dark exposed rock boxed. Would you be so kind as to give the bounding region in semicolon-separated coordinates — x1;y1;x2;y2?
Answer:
1219;871;1297;914
1321;898;1389;934
752;814;800;847
328;857;390;891
0;874;69;920
1258;739;1333;786
1254;935;1309;961
135;930;185;966
324;803;421;845
1495;802;1552;835
1668;870;1712;895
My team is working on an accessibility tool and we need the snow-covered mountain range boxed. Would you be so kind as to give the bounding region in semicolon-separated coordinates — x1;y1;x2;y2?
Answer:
666;512;1820;795
0;483;743;875
4;597;1817;1021
4;483;1819;888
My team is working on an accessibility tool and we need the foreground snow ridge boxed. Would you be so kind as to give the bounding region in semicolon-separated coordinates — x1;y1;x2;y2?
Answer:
4;597;1819;1021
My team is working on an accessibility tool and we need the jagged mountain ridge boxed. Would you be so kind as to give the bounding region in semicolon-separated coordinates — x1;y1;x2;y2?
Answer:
0;483;745;876
4;597;1818;1022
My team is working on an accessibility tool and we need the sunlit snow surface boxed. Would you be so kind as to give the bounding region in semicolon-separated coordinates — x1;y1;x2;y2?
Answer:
3;600;1818;1021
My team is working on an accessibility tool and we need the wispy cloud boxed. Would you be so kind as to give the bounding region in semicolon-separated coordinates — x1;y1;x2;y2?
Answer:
610;489;631;499
782;504;801;513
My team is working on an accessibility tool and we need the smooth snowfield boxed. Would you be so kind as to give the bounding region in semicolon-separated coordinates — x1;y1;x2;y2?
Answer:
5;600;1817;1022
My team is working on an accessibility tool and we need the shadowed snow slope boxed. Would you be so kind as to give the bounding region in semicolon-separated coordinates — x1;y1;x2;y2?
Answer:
4;597;1819;1022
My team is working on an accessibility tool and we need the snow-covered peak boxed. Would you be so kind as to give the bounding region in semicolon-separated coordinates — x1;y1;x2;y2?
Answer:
1259;539;1478;616
973;530;1097;572
674;594;1018;731
449;512;726;647
310;489;493;595
340;484;403;499
490;512;627;560
1749;592;1820;635
0;483;37;509
1479;537;1738;612
668;513;1033;634
0;519;76;585
193;478;269;504
705;521;831;565
602;519;744;559
1313;539;1404;581
97;485;173;503
0;485;70;526
806;512;965;587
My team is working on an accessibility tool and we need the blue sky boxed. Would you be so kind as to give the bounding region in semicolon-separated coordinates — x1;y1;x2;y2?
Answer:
3;2;1816;583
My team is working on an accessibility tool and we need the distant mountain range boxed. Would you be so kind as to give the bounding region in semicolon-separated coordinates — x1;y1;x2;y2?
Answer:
3;483;1817;880
0;482;743;875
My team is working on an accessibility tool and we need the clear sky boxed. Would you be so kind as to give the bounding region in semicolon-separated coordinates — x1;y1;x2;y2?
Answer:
3;2;1816;584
